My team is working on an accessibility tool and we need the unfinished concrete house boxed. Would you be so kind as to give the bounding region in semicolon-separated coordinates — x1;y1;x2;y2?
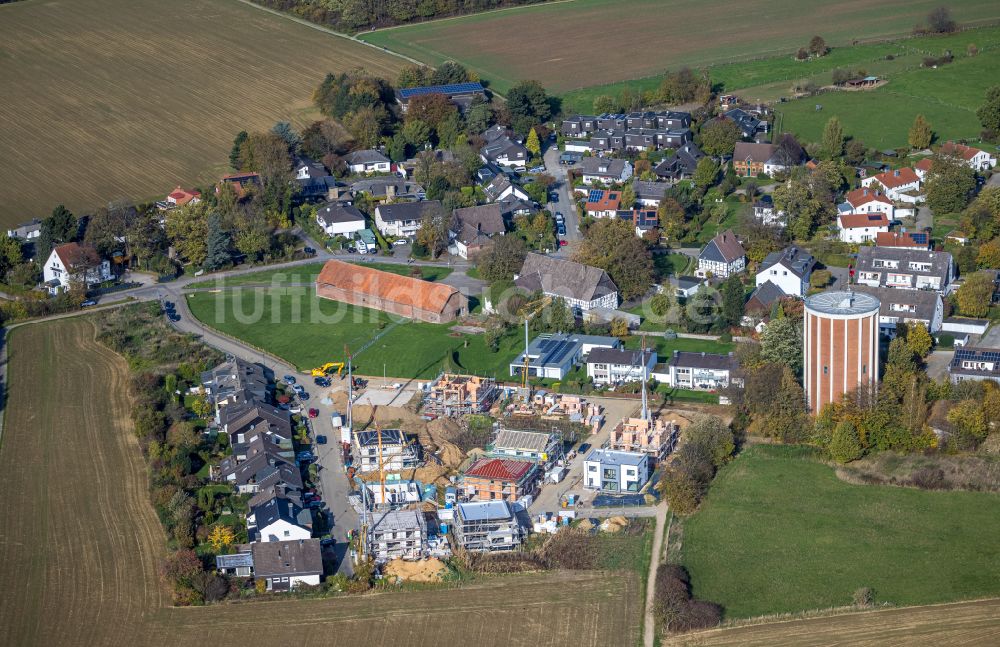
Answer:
352;429;419;473
367;509;427;562
610;416;679;461
453;501;523;552
489;428;561;464
423;373;500;417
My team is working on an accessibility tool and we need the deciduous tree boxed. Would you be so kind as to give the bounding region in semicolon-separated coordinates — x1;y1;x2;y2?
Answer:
821;116;845;159
692;157;719;189
700;119;741;156
908;114;933;149
977;86;1000;138
954;270;994;317
925;152;976;214
525;128;541;158
760;317;803;375
574;218;654;300
477;235;527;282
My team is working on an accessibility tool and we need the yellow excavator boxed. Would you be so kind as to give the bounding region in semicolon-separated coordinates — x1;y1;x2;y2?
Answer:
310;362;345;377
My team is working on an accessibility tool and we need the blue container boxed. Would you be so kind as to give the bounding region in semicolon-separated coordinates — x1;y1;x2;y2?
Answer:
440;523;448;534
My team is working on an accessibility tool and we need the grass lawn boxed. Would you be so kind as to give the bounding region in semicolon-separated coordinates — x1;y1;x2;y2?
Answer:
776;44;1000;149
654;385;719;404
682;444;1000;619
185;261;453;289
654;253;692;280
185;288;515;379
623;335;733;357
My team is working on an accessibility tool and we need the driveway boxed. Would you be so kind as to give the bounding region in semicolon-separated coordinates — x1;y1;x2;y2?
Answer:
916;205;933;232
543;144;582;242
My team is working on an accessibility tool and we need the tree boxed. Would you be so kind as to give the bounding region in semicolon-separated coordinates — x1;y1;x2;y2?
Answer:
657;198;687;241
772;173;830;241
619;183;637;210
977;86;1000;137
927;6;956;33
684;415;734;468
525;128;541;158
271;121;300;153
506;80;551;133
829;420;863;463
405;93;459;131
659;67;710;105
401;119;431;148
809;35;828;56
574;218;654;301
204;214;232;270
908;114;933;149
692;157;719;190
300;120;344;160
37;204;78;262
905;322;933;358
477;235;527;282
208;525;236;552
760;317;803;375
465;102;493;135
925;153;976;214
593;95;618;114
954;270;995;317
947;399;988;446
430;61;470;85
160;549;202;590
719;275;744;328
700;119;742;156
415;204;449;258
0;235;23;276
396;64;429;88
234;228;269;261
165;202;209;266
977;237;1000;268
610;317;629;338
229;131;248;170
821;117;845;159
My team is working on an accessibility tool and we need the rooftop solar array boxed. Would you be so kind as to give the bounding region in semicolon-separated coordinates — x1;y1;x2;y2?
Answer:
398;82;485;99
588;189;605;203
955;348;1000;362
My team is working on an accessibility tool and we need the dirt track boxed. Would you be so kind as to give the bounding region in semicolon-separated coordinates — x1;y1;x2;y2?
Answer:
665;597;1000;647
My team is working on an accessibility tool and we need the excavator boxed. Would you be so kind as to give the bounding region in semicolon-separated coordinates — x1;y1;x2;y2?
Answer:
310;362;345;378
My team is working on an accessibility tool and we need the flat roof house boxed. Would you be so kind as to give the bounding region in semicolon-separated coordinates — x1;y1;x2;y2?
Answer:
514;253;619;312
948;347;1000;383
697;229;745;278
453;501;523;552
586;347;657;386
583;449;650;493
461;457;539;503
316;259;468;323
251;539;322;591
423;373;500;417
509;332;620;380
374;200;441;239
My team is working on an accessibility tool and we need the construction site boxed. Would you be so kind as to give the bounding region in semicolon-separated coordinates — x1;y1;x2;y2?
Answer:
422;373;500;418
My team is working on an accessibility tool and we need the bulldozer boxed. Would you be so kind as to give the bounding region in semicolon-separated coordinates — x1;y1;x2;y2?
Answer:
310;362;345;378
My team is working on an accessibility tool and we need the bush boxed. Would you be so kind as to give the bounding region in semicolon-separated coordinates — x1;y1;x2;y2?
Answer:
853;586;875;607
654;564;723;633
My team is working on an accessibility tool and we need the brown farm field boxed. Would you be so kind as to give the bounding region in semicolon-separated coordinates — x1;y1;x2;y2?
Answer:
0;0;405;227
0;316;642;647
360;0;1000;95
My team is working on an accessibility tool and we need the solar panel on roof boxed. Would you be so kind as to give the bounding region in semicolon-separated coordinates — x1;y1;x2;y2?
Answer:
588;189;604;202
550;341;574;364
398;82;484;99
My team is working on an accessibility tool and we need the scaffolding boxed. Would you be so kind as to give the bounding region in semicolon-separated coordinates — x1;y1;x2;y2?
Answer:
423;372;500;417
453;501;523;553
367;509;428;563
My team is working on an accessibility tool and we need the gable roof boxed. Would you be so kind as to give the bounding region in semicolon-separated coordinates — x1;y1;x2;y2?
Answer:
464;457;534;481
845;187;892;208
915;158;933;173
746;280;785;312
760;245;815;278
251;539;322;578
579;156;629;177
875;231;929;249
838;212;889;229
452;203;506;237
700;229;745;263
51;242;101;270
345;149;390;165
397;82;485;100
855;246;952;282
376;200;441;222
585;189;621;212
853;284;941;321
514;253;618;303
632;180;670;200
940;141;985;161
167;186;201;205
871;167;920;189
493;429;553;453
316;203;365;227
733;142;777;164
316;259;461;314
668;350;738;371
587;347;654;367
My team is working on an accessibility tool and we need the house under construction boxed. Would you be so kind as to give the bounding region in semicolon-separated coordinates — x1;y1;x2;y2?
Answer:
367;509;428;562
352;429;420;473
453;501;523;552
610;416;679;461
423;373;500;417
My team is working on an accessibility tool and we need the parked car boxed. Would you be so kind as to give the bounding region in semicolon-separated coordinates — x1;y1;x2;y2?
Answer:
555;212;563;221
314;376;331;387
282;375;296;385
308;408;319;419
81;300;97;307
559;239;568;247
549;192;559;202
168;314;181;322
578;443;591;454
393;238;408;247
316;435;328;445
296;451;315;462
303;246;316;255
556;224;566;236
529;165;545;173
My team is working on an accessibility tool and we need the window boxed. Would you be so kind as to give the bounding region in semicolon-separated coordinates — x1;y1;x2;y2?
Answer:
823;366;828;375
862;364;867;374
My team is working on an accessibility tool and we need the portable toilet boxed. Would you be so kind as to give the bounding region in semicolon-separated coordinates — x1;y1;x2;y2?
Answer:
440;523;448;534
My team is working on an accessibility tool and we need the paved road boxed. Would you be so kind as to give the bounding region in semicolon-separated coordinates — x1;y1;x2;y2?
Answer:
543;143;582;242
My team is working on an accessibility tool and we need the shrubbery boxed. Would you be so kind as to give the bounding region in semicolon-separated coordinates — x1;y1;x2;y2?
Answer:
658;415;735;515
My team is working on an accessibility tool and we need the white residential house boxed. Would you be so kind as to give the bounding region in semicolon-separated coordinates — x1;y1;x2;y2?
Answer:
42;242;113;294
374;200;441;238
755;245;816;297
578;157;633;185
345;149;391;174
861;168;922;202
854;285;944;336
250;539;323;591
513;253;619;312
585;347;657;386
696;230;746;278
837;212;889;244
839;187;895;220
940;141;997;171
752;196;784;226
652;351;741;391
583;449;650;493
483;174;530;203
315;203;366;237
352;429;419;473
853;246;953;293
247;497;312;543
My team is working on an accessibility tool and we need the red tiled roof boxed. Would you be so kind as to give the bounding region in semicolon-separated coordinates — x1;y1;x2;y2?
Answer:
915;158;933;172
167;185;201;205
464;457;533;481
53;242;101;269
876;231;926;248
585;190;622;212
871;167;920;189
315;259;460;314
845;187;892;207
839;212;889;229
940;141;982;161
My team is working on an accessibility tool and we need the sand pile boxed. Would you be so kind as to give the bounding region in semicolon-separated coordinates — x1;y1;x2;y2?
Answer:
600;516;629;533
384;558;448;583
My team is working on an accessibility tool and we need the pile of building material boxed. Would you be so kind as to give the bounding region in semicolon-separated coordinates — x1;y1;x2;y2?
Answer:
600;516;629;533
384;557;448;583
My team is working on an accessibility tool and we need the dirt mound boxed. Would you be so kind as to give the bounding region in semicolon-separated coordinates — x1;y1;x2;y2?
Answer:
384;558;448;583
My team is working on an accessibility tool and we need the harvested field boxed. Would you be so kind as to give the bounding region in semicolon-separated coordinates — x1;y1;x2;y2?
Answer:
0;0;404;226
360;0;1000;94
0;317;644;646
664;597;1000;647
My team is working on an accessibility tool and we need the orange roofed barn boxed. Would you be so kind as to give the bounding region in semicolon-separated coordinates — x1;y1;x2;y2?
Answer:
315;259;468;323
